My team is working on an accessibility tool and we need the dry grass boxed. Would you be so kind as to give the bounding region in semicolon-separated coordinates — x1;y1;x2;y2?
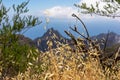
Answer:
2;42;120;80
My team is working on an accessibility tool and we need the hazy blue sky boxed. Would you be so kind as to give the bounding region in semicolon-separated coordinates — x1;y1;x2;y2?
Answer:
2;0;120;21
2;0;79;15
2;0;120;39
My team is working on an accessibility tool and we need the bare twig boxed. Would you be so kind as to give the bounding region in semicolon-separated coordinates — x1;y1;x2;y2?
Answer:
103;31;110;52
72;13;90;38
69;26;90;41
64;30;77;45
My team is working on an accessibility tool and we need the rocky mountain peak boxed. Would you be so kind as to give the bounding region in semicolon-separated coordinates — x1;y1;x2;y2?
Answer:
34;28;70;52
92;32;120;47
41;28;63;40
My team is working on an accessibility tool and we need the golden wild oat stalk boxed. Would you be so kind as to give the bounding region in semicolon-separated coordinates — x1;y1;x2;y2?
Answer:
1;14;120;80
5;40;120;80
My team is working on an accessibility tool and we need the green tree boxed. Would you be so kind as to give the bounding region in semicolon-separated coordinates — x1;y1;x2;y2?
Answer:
115;0;120;4
0;0;41;78
75;0;120;17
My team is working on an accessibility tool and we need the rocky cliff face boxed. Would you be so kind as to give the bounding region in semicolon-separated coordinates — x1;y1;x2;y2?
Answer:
17;34;35;47
34;28;120;52
92;32;120;47
17;28;119;52
34;28;70;52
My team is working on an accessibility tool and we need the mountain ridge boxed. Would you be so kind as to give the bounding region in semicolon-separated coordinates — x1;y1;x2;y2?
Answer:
92;32;120;47
17;28;120;52
33;28;120;52
34;28;70;52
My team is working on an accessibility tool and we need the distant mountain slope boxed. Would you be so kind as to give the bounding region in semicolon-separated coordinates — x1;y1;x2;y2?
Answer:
34;28;70;52
92;32;120;47
33;28;120;52
17;34;35;47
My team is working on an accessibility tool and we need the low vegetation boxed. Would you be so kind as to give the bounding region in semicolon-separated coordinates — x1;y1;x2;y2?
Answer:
0;0;120;80
2;39;120;80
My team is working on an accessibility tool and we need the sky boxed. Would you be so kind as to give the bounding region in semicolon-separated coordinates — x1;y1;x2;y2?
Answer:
2;0;120;39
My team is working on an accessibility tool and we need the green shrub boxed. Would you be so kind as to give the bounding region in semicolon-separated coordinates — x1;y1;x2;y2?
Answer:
0;0;42;78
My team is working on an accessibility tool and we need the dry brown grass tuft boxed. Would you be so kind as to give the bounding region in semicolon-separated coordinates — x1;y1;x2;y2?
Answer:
1;42;120;80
